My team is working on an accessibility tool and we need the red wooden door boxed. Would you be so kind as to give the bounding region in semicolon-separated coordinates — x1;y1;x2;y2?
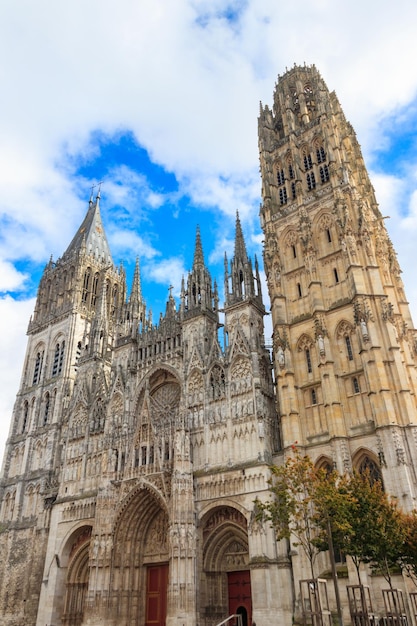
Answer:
228;570;252;626
146;564;168;626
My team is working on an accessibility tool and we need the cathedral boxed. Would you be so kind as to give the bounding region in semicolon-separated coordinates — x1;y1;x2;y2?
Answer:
1;64;417;626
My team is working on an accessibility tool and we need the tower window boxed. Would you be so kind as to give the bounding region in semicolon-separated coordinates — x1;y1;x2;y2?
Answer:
33;351;44;385
82;270;90;303
297;282;302;298
306;348;312;373
22;401;29;433
91;273;99;308
52;344;60;376
43;393;50;425
288;163;295;179
52;342;65;376
334;268;339;283
353;377;360;394
279;187;288;205
326;228;332;243
292;244;297;258
320;164;330;183
141;446;147;465
316;146;326;163
307;172;316;190
291;181;296;200
304;153;313;170
311;388;317;405
345;336;353;361
277;169;285;186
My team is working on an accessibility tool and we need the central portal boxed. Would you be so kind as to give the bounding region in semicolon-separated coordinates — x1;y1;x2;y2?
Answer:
146;564;169;626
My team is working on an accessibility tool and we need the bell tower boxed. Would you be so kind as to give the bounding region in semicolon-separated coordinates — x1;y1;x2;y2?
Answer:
259;64;417;504
0;191;126;622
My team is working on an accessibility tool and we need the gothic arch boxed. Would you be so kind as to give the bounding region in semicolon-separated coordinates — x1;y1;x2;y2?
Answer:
132;364;181;415
110;486;169;624
335;319;354;339
315;455;334;473
296;333;314;352
352;449;383;485
200;505;251;626
60;525;92;626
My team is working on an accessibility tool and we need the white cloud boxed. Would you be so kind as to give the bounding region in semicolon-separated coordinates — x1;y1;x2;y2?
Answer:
144;257;187;297
0;260;28;292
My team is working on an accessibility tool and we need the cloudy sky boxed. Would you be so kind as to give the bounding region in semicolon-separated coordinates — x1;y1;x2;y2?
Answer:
1;0;417;467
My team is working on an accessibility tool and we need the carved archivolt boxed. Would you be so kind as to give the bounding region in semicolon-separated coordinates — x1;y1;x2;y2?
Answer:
203;507;249;572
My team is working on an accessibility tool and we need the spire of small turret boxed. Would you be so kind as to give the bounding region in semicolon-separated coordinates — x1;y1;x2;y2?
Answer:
234;211;248;262
193;226;205;269
185;226;217;317
226;211;263;307
129;257;142;305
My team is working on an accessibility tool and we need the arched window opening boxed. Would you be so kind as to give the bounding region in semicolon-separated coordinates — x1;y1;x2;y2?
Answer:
277;169;285;186
307;172;316;190
353;377;360;394
43;392;50;425
359;455;383;487
334;268;339;284
345;336;353;361
52;343;60;376
326;228;332;243
91;273;99;308
311;388;317;405
22;401;29;433
279;187;288;205
306;349;312;373
297;282;302;298
320;164;330;183
316;146;326;163
33;351;44;385
81;270;90;304
304;153;313;170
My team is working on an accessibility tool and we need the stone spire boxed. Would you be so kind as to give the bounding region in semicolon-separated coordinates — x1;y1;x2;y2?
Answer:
226;212;262;306
63;192;113;265
185;226;217;317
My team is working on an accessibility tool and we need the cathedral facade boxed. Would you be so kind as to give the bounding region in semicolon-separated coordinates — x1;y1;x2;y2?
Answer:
1;65;417;626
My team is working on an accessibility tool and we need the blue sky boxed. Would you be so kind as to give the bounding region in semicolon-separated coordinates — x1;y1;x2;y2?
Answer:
1;0;417;465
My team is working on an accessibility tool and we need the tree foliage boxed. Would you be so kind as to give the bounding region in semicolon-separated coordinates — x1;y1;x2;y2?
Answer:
257;448;407;586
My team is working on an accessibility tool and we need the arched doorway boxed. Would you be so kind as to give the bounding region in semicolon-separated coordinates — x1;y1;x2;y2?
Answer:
62;526;92;626
202;506;252;626
110;487;169;626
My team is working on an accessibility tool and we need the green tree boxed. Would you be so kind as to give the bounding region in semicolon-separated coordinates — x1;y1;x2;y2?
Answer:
400;510;417;587
330;471;405;587
256;448;341;578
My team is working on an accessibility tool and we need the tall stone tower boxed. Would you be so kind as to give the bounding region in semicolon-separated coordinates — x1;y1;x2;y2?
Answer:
258;64;417;504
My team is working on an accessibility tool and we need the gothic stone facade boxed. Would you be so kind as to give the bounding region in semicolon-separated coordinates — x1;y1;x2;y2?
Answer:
1;65;417;626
